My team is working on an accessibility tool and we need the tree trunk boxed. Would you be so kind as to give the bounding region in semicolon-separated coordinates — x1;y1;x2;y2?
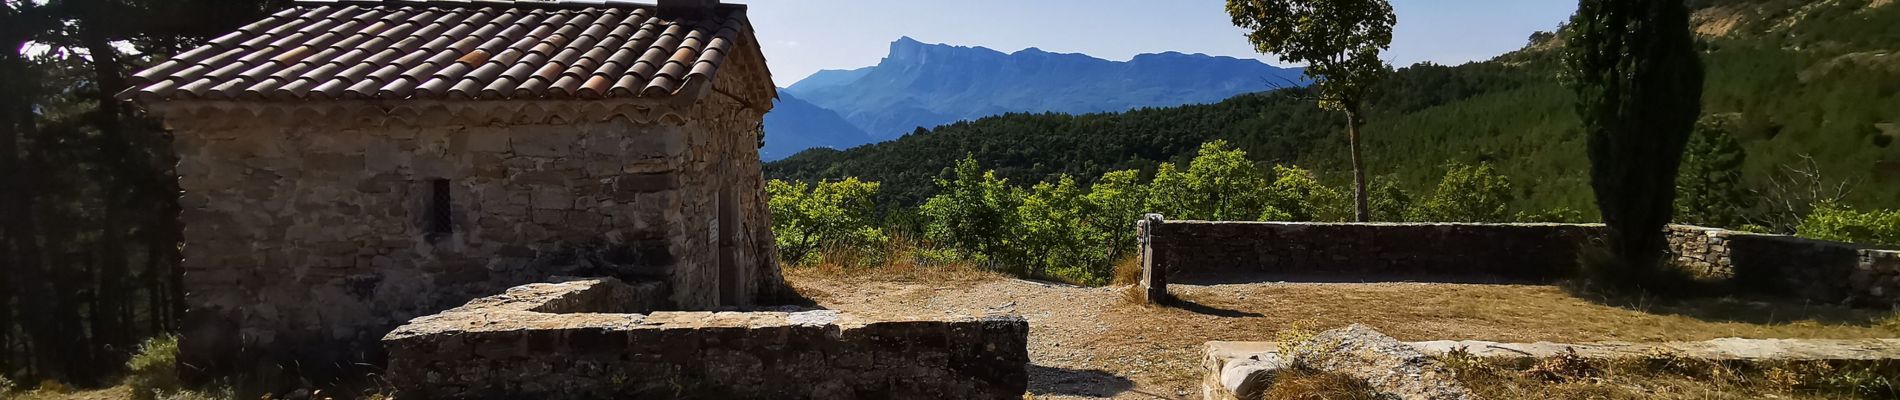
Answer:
0;49;19;378
1346;109;1370;222
81;16;133;364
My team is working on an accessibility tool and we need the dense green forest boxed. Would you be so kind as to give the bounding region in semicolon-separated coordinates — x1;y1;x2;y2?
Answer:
767;0;1900;228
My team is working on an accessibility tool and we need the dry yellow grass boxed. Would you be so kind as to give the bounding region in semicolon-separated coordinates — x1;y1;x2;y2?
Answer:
1260;368;1380;400
794;271;1900;397
1443;348;1900;400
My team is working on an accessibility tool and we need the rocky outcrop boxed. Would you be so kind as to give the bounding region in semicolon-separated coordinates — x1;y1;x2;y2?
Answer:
1203;326;1900;400
1202;325;1474;400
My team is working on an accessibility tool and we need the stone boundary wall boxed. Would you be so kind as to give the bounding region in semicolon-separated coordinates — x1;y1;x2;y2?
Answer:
383;278;1031;399
1139;216;1900;307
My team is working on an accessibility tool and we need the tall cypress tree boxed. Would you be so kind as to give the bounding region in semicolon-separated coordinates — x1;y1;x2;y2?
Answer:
1563;0;1704;282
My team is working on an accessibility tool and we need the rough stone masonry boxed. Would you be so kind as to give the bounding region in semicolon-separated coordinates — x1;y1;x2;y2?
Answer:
1140;217;1900;307
383;278;1032;399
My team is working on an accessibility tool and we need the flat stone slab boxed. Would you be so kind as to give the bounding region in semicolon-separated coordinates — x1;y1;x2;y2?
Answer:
1205;334;1900;400
1411;338;1900;361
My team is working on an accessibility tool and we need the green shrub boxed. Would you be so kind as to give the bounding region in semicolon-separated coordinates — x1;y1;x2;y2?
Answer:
1515;206;1587;223
767;178;887;266
125;335;184;400
1797;202;1900;247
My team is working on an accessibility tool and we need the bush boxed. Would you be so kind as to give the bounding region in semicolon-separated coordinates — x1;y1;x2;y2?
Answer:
125;335;184;400
1796;202;1900;247
767;178;887;266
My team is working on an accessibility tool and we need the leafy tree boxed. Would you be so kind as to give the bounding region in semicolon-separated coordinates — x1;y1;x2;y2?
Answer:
1796;202;1900;247
1412;162;1515;222
1265;165;1351;222
1674;117;1749;228
1564;0;1704;276
1014;175;1098;282
921;156;1022;265
1148;140;1272;221
1228;0;1396;221
1083;169;1149;261
765;178;886;265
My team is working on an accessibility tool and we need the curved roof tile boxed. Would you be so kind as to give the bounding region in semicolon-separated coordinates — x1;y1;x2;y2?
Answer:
123;0;759;104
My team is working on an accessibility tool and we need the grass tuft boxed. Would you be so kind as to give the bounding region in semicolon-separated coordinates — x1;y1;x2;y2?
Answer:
1525;348;1598;383
1110;255;1144;286
1260;367;1381;400
125;335;184;400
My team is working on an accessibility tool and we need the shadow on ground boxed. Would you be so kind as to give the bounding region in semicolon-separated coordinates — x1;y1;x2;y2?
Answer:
1561;283;1889;327
1172;271;1544;286
1167;296;1265;318
1028;364;1139;398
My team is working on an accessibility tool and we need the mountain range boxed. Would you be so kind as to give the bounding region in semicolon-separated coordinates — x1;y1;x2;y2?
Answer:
759;37;1305;160
767;0;1900;217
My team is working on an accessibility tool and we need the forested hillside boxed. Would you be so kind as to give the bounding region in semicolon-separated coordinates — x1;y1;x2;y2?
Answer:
767;0;1900;224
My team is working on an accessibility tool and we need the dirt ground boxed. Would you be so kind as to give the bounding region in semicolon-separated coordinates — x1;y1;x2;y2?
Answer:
786;270;1900;400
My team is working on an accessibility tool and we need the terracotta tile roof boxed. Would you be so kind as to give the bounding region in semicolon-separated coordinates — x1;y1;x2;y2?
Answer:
123;0;758;103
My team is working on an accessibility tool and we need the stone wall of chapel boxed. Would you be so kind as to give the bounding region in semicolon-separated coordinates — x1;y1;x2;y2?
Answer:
170;109;774;382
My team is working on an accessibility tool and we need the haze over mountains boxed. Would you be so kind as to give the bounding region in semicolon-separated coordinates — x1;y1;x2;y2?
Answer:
759;37;1305;160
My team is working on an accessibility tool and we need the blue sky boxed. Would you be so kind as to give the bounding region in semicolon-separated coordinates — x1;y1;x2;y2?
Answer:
727;0;1579;87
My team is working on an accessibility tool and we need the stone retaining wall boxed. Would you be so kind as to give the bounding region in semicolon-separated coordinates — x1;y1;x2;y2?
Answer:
383;278;1031;399
1666;224;1900;305
1139;215;1900;307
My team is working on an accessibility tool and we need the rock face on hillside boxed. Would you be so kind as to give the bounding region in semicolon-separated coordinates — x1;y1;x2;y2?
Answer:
765;37;1306;154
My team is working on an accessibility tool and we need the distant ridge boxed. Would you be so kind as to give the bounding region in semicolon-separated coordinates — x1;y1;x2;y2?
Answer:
760;37;1305;158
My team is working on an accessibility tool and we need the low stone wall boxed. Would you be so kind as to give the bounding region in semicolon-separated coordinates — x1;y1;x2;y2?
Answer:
383;278;1031;399
1139;216;1900;307
1668;225;1900;305
1859;251;1900;305
1142;218;1604;282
